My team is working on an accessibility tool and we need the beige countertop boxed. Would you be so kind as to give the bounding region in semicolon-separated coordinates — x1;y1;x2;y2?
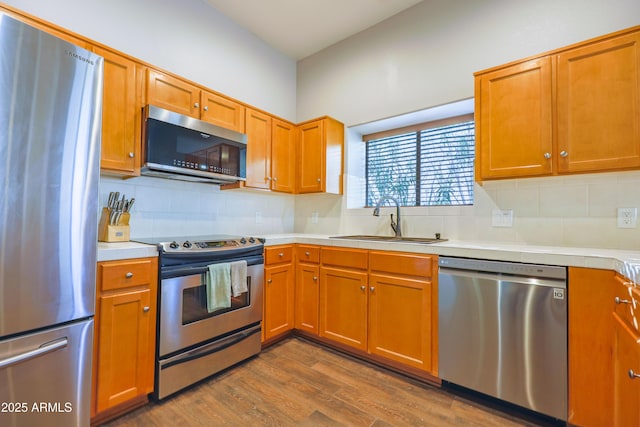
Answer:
97;234;640;283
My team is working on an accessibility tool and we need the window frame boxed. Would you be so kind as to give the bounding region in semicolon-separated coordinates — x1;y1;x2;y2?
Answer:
363;113;475;208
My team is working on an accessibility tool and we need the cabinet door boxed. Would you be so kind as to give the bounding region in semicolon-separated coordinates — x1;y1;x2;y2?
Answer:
244;108;272;189
319;266;368;351
476;57;553;179
298;120;324;193
557;32;640;173
264;264;294;340
271;119;296;193
95;47;140;175
146;69;200;117
96;288;153;412
614;313;640;426
368;274;432;372
567;267;615;426
295;262;319;335
200;91;245;132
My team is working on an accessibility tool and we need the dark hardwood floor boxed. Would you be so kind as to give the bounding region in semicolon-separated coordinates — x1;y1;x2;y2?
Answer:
102;337;542;426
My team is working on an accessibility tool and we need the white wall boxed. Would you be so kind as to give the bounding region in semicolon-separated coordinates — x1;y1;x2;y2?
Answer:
3;0;296;120
294;0;640;250
297;0;640;125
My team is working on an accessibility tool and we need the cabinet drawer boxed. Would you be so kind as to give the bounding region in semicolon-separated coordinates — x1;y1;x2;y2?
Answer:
98;258;156;291
369;251;433;278
613;273;640;331
321;247;367;270
296;245;320;263
265;245;293;265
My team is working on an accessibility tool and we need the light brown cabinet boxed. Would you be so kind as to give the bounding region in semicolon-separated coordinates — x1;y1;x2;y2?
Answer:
476;27;640;181
263;245;295;342
92;257;158;422
613;273;640;426
95;46;143;175
297;117;344;194
318;247;436;374
146;69;245;132
567;267;615;426
295;245;320;335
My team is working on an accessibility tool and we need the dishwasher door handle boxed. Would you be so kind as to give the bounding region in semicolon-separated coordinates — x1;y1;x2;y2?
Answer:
438;267;566;288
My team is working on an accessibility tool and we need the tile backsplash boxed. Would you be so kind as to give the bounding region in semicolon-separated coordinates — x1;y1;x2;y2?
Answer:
99;175;295;239
294;171;640;250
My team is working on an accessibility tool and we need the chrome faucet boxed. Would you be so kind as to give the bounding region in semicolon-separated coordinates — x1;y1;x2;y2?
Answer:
373;195;402;238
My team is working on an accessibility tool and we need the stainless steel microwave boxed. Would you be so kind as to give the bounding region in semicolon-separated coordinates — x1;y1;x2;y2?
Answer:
141;105;247;184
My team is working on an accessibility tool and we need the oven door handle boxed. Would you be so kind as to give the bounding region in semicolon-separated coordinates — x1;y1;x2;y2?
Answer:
159;324;261;370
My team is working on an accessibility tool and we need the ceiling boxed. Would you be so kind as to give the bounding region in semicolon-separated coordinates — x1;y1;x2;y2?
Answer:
204;0;424;60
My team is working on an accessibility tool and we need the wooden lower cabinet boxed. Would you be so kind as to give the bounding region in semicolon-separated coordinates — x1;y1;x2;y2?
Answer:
316;247;436;375
92;257;158;423
319;265;369;350
567;267;615;426
263;245;295;341
295;245;320;335
613;312;640;426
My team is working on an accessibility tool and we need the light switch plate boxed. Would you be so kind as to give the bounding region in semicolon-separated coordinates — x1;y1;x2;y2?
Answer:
492;209;514;227
617;207;637;228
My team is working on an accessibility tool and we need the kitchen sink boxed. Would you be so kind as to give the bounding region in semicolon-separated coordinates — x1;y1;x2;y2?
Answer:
330;235;447;244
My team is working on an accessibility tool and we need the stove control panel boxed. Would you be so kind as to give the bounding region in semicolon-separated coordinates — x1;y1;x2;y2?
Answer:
158;237;264;253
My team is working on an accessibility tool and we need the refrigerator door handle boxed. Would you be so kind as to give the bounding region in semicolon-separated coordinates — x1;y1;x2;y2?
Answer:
0;337;68;369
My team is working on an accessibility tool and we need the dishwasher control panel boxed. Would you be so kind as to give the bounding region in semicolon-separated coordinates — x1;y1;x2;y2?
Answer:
438;256;567;280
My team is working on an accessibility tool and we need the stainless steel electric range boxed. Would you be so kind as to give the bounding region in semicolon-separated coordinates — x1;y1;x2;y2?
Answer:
133;235;264;400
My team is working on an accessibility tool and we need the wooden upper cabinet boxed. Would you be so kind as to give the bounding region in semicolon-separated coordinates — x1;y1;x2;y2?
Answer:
271;119;296;193
298;120;324;193
95;46;141;175
200;91;245;133
146;69;200;117
476;26;640;181
297;117;344;194
245;108;272;189
475;57;553;180
556;31;640;173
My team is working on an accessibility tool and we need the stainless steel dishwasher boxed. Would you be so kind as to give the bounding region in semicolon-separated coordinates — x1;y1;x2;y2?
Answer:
438;257;567;421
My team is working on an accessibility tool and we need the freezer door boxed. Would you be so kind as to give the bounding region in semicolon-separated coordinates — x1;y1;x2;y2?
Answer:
0;14;103;336
0;319;93;427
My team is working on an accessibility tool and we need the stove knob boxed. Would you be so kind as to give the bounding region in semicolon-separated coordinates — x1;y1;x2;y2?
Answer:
183;241;192;248
240;237;247;244
169;241;179;249
249;237;255;243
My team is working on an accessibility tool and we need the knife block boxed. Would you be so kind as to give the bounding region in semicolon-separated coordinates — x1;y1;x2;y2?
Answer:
98;207;131;242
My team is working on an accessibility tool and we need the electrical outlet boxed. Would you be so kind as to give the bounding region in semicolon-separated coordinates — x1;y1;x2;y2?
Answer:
617;207;638;228
311;212;319;224
492;209;514;227
255;211;263;224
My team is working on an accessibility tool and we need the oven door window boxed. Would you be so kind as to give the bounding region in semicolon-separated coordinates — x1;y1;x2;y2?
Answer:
182;276;252;325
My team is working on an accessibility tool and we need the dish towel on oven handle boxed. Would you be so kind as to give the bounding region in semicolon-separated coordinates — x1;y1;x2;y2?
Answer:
230;260;248;297
206;263;231;313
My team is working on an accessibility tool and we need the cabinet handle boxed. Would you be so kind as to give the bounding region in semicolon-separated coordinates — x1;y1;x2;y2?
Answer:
266;177;272;181
560;150;569;158
629;369;640;380
316;178;321;183
273;177;278;182
360;285;366;291
203;105;208;111
305;251;310;256
615;296;631;305
143;306;150;313
194;102;199;108
267;279;272;284
128;152;135;158
278;253;284;257
125;272;133;279
543;152;551;159
370;287;375;292
313;276;318;281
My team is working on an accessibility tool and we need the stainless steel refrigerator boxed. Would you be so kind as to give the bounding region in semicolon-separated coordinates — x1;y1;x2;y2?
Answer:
0;13;103;427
